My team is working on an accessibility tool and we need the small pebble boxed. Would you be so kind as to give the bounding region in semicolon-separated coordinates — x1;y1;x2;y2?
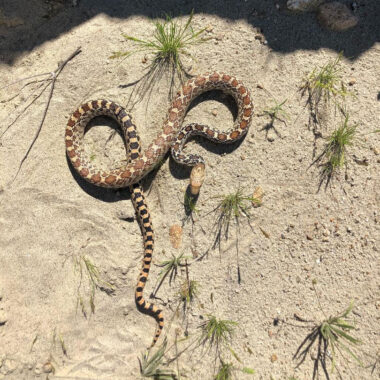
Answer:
205;25;213;33
169;224;182;249
348;78;356;86
306;234;313;241
256;84;264;89
211;109;218;116
270;353;278;362
42;362;54;374
240;155;246;160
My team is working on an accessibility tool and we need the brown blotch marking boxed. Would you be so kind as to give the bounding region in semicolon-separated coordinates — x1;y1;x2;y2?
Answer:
230;130;240;139
178;154;185;160
165;135;172;143
195;125;203;131
177;132;185;140
206;129;214;137
182;85;191;95
185;125;192;132
210;73;219;82
168;112;177;122
66;129;73;137
231;79;238;87
173;143;180;151
222;74;231;82
218;133;227;141
145;148;154;159
243;95;251;105
155;136;165;146
121;170;131;178
82;103;90;112
134;159;144;170
163;124;173;134
239;86;246;94
65;140;73;147
91;173;101;183
67;119;75;127
73;159;81;168
101;100;107;108
105;175;116;184
244;108;252;117
68;150;76;158
173;99;183;108
80;168;89;177
195;76;206;86
240;120;248;129
73;110;81;119
91;100;98;108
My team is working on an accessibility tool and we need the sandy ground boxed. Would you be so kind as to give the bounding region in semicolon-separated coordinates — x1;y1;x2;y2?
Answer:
0;0;379;379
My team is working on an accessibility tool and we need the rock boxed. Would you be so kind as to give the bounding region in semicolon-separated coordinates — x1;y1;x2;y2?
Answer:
211;109;218;116
270;353;278;362
318;2;358;31
306;234;314;241
372;147;379;155
287;0;325;12
42;362;54;374
169;224;182;249
348;78;356;86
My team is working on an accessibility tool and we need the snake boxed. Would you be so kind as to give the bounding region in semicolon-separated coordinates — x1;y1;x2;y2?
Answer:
65;72;253;347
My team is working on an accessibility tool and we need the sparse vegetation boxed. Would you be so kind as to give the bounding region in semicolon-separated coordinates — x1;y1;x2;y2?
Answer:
262;99;289;126
294;282;363;379
139;338;177;379
73;254;114;317
312;112;357;188
212;188;258;249
110;11;208;101
199;315;237;356
301;53;350;122
178;278;199;311
214;362;255;380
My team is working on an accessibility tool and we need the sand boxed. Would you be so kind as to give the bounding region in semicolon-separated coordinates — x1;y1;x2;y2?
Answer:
0;1;379;379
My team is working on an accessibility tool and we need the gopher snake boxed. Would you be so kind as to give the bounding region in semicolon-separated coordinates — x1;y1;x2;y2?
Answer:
66;72;253;346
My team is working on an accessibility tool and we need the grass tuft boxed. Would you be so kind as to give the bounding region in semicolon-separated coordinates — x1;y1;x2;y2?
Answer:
301;54;349;108
312;111;357;190
215;362;234;380
262;99;289;125
178;279;199;310
139;338;177;379
199;315;237;353
74;254;114;317
294;283;363;379
110;10;207;100
321;113;357;176
213;188;256;243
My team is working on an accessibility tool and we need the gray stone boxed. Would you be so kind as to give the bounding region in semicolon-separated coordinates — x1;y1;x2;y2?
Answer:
318;2;358;31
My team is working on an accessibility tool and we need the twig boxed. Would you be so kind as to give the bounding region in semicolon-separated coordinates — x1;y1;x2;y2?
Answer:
6;46;82;185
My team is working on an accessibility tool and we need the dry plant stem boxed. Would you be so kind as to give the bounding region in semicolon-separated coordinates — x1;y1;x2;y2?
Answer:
6;46;82;184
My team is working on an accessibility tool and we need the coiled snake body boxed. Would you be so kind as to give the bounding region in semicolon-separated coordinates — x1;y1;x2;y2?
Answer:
66;72;253;346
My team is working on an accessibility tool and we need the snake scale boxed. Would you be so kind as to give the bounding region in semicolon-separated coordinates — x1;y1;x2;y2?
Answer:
66;72;253;347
